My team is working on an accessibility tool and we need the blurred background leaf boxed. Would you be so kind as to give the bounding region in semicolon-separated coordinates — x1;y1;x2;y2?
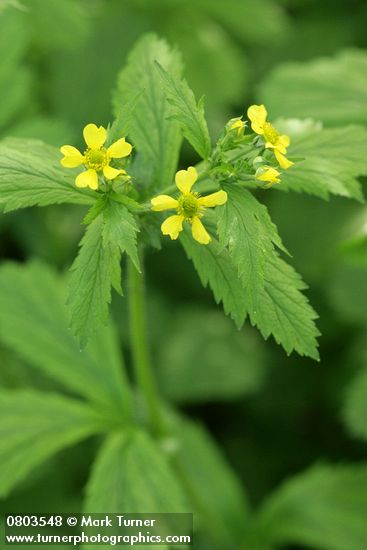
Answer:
259;50;367;126
156;308;265;404
0;8;32;131
0;261;131;419
274;123;367;200
0;389;107;497
255;464;367;550
172;415;251;548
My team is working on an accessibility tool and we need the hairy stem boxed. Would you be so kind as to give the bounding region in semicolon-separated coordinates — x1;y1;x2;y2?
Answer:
127;256;165;436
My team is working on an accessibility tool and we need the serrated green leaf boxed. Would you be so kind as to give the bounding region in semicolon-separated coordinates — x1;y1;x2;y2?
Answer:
0;389;107;497
173;416;250;546
0;261;132;418
181;211;318;358
217;185;286;312
259;50;367;127
84;430;189;549
180;230;248;328
252;253;320;360
106;90;143;147
102;200;140;271
113;34;183;190
155;61;211;160
83;195;108;225
256;463;367;550
68;216;122;347
278;125;367;201
0;138;95;212
343;366;367;441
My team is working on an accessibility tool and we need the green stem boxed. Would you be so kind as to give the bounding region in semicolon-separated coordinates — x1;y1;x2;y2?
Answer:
127;256;165;436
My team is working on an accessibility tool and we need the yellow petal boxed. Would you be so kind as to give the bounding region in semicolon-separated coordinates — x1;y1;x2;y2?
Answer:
161;215;184;240
175;166;198;194
274;150;294;170
60;145;85;167
60;145;82;157
256;166;280;184
264;141;276;150
103;165;126;180
61;155;85;168
83;123;107;149
247;104;267;134
75;169;99;190
151;195;179;211
198;190;228;208
278;134;290;149
270;135;290;155
107;138;133;158
191;217;211;245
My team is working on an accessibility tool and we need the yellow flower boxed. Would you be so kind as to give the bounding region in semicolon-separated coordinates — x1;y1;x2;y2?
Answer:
60;123;133;190
247;104;293;170
229;118;245;136
255;166;281;188
151;167;227;245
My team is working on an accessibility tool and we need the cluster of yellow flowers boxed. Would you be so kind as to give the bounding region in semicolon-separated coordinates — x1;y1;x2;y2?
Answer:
229;104;293;187
60;105;293;246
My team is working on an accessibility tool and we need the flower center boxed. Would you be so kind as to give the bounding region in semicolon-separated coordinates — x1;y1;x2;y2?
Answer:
178;193;200;219
84;148;108;171
262;122;279;144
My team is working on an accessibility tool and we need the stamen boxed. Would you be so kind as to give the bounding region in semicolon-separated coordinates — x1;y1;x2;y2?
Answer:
84;148;108;171
178;193;200;219
263;122;279;144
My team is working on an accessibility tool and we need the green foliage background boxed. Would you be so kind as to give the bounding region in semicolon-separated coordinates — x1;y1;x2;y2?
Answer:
1;0;367;549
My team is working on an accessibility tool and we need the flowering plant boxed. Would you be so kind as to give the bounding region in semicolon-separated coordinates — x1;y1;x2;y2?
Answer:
1;29;367;549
